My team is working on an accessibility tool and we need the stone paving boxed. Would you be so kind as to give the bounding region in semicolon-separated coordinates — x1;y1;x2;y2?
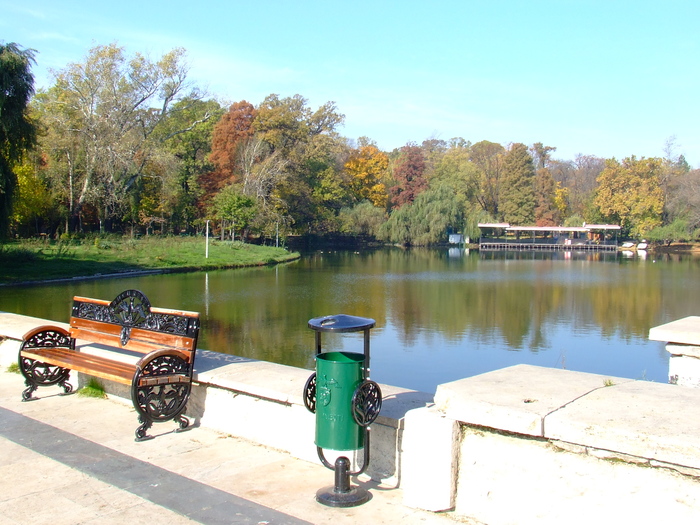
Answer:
0;370;470;525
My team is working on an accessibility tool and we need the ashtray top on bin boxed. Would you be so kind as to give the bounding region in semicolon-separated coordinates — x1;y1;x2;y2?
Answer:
308;314;375;333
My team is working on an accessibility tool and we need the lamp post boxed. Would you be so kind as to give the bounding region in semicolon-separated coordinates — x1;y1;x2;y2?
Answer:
205;220;210;259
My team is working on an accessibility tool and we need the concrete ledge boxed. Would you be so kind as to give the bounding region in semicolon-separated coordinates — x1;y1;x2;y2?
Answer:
649;316;700;346
434;364;632;437
546;379;700;470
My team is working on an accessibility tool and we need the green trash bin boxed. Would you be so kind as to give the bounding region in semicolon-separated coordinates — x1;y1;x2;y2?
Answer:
315;351;364;451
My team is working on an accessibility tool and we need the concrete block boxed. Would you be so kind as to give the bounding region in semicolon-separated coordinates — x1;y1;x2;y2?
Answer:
545;380;700;470
435;364;630;436
454;426;700;525
666;343;700;359
401;406;459;512
649;316;700;346
669;354;700;387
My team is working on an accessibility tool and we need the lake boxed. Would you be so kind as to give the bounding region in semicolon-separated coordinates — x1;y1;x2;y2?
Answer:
1;247;697;393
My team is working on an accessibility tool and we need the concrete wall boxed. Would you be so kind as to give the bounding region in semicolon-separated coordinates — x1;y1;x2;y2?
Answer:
4;312;700;524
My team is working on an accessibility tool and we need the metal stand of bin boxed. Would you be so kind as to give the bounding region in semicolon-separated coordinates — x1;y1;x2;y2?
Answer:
303;314;383;507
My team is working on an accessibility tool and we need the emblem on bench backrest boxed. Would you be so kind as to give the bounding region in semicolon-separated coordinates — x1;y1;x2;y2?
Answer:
110;290;152;346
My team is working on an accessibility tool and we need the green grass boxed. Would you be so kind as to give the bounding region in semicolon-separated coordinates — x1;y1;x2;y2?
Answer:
0;236;299;284
6;362;20;374
77;377;107;398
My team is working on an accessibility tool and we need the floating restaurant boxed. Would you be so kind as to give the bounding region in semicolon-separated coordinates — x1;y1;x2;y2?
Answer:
478;223;621;251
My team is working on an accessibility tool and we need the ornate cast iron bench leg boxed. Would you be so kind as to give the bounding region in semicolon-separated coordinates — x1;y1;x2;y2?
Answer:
19;327;75;401
131;350;193;442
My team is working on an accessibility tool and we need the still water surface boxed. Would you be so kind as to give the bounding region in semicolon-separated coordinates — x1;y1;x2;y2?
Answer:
1;247;698;393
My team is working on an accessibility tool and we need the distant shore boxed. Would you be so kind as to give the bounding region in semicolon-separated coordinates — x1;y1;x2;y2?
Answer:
0;236;300;286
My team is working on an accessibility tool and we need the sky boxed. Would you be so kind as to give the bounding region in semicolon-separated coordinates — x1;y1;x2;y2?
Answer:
2;0;699;166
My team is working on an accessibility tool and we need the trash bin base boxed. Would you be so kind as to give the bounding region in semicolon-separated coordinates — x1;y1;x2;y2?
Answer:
316;485;371;507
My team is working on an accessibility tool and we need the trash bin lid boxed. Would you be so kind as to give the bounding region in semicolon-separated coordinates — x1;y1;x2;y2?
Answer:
308;314;375;333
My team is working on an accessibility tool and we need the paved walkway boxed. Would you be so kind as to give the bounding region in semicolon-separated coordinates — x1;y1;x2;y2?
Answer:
0;371;468;525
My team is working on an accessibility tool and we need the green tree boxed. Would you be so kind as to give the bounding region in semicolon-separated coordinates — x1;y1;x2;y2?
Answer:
0;42;36;238
471;140;505;217
338;200;386;236
9;157;53;235
158;97;223;233
593;156;664;237
212;184;257;241
253;94;347;233
35;43;207;233
499;143;535;224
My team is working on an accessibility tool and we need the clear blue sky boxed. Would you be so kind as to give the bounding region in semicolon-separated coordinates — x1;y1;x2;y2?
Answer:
2;0;698;165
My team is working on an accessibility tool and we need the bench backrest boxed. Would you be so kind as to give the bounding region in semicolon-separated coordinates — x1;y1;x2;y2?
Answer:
69;290;200;364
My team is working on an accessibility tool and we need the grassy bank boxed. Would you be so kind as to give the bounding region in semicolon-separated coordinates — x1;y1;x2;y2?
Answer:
0;236;300;285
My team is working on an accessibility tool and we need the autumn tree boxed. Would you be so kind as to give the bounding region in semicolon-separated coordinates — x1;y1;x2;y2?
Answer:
390;143;427;209
471;140;505;217
534;168;559;226
549;154;604;218
253;94;347;233
593;156;664;237
0;43;36;238
499;143;535;225
35;43;208;233
208;100;256;187
344;145;389;207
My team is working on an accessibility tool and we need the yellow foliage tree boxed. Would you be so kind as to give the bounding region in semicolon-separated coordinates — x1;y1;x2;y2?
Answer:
594;156;664;238
344;145;389;208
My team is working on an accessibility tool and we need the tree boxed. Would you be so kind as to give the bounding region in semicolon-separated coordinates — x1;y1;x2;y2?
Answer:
10;156;53;235
0;42;37;238
212;184;256;241
534;167;559;226
530;142;556;170
35;43;207;233
208;100;256;184
158;98;223;233
549;154;604;218
338;200;386;236
470;140;505;217
390;143;427;209
252;94;347;233
499;143;536;225
593;156;664;237
344;145;389;207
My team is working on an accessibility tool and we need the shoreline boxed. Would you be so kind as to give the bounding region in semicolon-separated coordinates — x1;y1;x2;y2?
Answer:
0;253;301;288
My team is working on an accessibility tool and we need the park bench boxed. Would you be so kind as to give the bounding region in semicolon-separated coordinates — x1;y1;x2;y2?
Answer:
18;289;200;441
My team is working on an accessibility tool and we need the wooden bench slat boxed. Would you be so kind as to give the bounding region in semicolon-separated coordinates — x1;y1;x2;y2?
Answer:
70;318;197;352
21;347;135;384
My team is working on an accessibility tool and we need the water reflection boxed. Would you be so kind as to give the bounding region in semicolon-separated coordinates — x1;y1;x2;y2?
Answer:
1;248;698;393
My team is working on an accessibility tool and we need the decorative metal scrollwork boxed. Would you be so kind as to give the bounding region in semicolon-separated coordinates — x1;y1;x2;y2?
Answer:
351;380;382;427
303;372;317;413
73;289;197;341
20;357;72;401
131;353;192;441
19;328;74;401
22;328;72;350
